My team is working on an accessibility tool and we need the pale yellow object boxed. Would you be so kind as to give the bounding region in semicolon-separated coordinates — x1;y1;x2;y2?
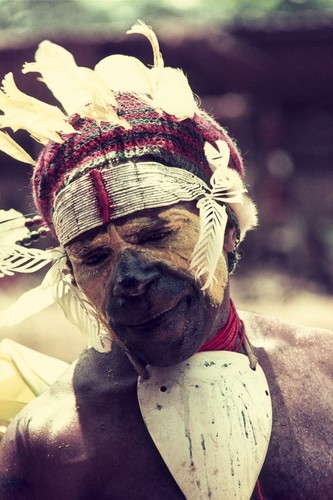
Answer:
138;351;272;499
0;338;69;440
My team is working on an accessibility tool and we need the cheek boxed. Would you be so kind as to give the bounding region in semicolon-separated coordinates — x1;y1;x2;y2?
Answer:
72;264;111;319
164;222;229;306
141;222;229;306
166;229;196;271
206;254;229;305
152;218;198;271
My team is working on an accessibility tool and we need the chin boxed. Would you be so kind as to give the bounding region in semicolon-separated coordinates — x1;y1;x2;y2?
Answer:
113;304;209;368
128;341;200;368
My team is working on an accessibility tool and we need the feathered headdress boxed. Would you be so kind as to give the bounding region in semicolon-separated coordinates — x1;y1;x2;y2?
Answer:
0;22;257;352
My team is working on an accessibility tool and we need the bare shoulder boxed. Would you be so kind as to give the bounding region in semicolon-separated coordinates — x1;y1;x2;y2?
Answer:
11;360;79;439
240;307;333;339
240;308;333;423
240;308;332;370
0;362;84;498
239;309;333;498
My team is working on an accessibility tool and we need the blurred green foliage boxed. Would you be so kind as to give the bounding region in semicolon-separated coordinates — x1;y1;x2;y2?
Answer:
0;0;332;36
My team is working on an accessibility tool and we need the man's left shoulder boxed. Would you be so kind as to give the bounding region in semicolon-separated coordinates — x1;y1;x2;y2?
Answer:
239;308;332;411
240;308;332;355
239;308;333;420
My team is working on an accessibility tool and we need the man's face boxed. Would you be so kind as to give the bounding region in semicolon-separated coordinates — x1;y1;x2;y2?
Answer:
66;204;231;367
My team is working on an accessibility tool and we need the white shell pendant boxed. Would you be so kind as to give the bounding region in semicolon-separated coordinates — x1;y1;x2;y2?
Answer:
137;351;272;499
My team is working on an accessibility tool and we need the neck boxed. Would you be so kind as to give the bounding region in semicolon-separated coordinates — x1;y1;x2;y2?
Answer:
198;299;244;352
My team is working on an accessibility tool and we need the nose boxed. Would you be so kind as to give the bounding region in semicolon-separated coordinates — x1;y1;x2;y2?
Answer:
112;248;159;297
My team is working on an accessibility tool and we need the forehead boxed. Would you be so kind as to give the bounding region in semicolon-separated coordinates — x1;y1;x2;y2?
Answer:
65;203;198;253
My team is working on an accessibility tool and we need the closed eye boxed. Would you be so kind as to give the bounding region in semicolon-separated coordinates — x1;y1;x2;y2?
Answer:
82;249;111;267
136;229;173;244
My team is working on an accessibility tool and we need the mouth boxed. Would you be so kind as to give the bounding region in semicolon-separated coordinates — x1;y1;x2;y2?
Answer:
119;299;184;331
131;308;177;330
111;297;191;332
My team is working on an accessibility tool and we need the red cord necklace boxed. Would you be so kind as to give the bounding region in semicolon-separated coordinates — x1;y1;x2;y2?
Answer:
198;299;245;353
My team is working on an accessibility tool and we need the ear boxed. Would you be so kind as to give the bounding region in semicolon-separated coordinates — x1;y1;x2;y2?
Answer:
223;224;238;253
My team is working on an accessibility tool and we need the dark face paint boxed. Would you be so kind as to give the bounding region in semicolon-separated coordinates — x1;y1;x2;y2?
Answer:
105;248;216;365
66;205;230;366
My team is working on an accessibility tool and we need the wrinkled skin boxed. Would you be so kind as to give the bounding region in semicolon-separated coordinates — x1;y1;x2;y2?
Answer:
66;204;234;368
0;204;332;499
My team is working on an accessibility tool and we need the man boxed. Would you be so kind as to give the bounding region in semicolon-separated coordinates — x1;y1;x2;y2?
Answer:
0;23;332;499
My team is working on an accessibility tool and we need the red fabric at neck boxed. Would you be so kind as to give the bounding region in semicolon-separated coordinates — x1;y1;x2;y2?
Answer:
198;299;244;352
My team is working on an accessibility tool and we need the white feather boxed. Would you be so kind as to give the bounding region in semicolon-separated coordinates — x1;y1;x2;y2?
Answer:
23;39;77;75
150;67;197;120
0;245;55;277
191;197;228;290
95;54;152;95
190;140;246;289
0;247;64;328
0;131;35;164
0;72;76;144
204;140;257;238
205;140;246;203
23;40;122;126
127;21;197;120
204;140;230;172
127;20;164;69
51;259;111;353
0;248;62;327
211;169;246;205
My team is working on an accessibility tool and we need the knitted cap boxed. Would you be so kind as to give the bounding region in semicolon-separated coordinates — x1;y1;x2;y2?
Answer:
32;92;245;243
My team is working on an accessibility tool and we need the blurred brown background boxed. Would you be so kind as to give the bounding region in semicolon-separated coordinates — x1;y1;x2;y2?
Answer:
0;0;332;361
